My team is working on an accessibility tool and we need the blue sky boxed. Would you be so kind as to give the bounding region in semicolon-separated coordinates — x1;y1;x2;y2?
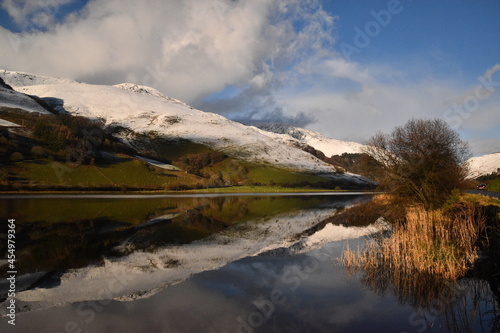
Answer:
0;0;498;155
0;0;88;32
328;0;499;81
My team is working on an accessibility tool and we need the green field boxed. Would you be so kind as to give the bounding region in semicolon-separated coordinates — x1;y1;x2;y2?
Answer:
486;178;500;192
5;157;200;190
1;155;345;192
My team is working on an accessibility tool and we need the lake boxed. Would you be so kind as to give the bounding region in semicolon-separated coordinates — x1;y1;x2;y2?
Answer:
0;193;499;332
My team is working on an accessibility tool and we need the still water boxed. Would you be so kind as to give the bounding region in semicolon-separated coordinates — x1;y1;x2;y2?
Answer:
0;194;499;332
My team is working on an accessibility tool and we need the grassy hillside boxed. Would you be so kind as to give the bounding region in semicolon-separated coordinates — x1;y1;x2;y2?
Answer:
1;156;340;192
4;157;201;190
0;109;372;192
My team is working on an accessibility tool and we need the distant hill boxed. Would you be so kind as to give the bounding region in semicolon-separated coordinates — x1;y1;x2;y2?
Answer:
257;124;367;157
467;152;500;178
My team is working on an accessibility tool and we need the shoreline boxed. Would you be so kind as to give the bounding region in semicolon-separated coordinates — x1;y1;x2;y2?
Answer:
0;186;378;197
0;190;377;199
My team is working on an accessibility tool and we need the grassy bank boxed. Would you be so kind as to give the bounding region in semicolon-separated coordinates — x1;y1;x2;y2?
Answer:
0;159;315;191
486;178;500;191
181;185;346;194
342;192;500;280
0;154;362;192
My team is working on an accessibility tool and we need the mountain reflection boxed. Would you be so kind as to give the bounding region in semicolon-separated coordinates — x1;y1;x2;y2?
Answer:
0;194;360;277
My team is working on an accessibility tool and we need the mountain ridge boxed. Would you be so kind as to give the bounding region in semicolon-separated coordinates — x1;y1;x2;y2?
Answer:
0;69;375;189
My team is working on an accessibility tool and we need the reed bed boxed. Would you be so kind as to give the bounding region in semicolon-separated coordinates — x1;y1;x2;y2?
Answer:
343;204;486;280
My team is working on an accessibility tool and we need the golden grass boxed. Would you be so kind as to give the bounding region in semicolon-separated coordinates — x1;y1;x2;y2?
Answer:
371;193;392;205
460;192;500;207
342;204;486;280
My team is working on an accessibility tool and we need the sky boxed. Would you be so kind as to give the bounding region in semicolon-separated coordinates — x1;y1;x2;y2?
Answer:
0;0;498;156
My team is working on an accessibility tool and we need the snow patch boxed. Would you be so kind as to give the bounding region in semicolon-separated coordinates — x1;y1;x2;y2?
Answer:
0;87;52;114
0;118;22;127
135;155;181;171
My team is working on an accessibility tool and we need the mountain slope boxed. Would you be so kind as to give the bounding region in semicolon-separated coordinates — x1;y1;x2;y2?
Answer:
0;70;375;188
258;124;366;157
467;153;500;178
14;82;328;170
0;73;52;114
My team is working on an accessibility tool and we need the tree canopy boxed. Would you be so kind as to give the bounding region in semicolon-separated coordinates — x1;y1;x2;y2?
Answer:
364;118;470;208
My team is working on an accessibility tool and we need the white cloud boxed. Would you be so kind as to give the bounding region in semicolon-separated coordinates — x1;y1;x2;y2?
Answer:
468;138;500;156
325;58;372;85
0;0;334;103
268;57;498;155
274;61;459;142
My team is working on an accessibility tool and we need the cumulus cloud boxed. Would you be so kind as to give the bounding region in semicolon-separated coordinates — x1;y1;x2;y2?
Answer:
195;0;336;126
0;0;333;105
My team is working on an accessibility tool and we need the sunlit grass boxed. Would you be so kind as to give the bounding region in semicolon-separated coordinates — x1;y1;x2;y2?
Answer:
458;192;500;207
10;158;199;189
5;157;342;192
485;178;500;192
343;202;486;280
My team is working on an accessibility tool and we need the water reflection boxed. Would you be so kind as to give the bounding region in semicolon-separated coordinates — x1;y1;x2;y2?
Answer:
0;243;419;333
0;194;369;312
349;245;500;332
1;195;363;276
5;241;499;333
0;194;498;332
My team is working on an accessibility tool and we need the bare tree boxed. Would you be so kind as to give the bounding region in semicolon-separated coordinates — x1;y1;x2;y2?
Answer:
364;118;470;208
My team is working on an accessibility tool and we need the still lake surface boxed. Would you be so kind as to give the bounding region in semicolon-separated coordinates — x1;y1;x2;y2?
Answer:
0;193;499;333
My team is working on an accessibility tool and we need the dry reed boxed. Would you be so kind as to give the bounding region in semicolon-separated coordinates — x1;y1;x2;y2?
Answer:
342;204;486;280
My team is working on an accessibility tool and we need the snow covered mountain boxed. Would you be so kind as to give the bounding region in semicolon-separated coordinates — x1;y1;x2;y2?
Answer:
258;124;367;157
467;152;500;178
0;69;374;186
